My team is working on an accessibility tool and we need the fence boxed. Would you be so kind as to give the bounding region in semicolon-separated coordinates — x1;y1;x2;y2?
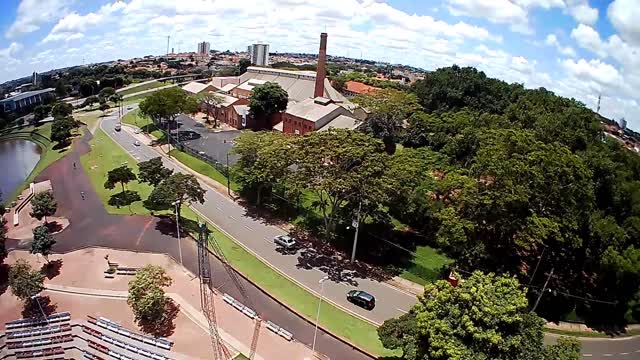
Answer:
175;142;229;177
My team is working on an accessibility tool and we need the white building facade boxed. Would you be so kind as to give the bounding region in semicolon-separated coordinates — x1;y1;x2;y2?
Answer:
197;41;210;54
249;44;269;66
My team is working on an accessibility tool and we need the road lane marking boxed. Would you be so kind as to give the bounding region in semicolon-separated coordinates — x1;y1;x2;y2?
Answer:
604;354;613;357
582;354;592;357
228;215;237;221
395;308;409;314
620;352;629;355
216;206;222;211
244;225;252;231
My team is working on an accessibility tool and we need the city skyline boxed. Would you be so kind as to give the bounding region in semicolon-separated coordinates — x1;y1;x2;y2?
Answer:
0;0;639;128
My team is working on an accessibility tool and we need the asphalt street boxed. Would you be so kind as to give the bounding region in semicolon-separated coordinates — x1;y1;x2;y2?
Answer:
103;110;417;325
101;110;640;360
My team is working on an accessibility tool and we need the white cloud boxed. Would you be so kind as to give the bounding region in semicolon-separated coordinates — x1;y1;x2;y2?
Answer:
5;0;70;38
565;0;598;25
570;24;606;57
608;0;640;46
40;1;126;43
545;33;576;57
446;0;532;33
561;58;625;89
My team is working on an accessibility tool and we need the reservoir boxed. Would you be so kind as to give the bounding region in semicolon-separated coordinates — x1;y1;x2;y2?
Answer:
0;139;42;202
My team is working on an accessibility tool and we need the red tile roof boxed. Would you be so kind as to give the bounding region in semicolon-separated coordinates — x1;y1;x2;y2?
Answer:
344;81;381;95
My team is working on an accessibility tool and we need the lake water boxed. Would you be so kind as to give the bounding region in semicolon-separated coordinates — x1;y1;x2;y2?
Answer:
0;139;42;202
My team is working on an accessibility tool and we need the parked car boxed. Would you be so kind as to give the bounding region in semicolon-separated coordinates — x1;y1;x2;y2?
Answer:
347;290;376;310
273;234;297;250
114;123;121;131
133;140;141;146
134;128;141;134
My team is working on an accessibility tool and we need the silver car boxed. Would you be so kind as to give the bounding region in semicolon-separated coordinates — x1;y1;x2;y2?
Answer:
274;235;297;250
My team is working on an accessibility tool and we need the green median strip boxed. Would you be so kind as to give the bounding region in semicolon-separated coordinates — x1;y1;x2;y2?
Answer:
121;109;165;141
81;124;396;357
117;81;166;96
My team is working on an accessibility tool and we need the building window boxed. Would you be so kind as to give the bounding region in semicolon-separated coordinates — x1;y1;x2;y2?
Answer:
295;129;300;135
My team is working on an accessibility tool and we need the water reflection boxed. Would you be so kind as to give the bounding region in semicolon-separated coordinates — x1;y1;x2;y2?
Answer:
0;140;42;200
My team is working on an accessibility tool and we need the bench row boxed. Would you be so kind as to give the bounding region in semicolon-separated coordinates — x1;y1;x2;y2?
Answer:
92;317;172;349
6;313;71;330
15;346;64;359
87;339;167;360
7;334;73;349
7;324;71;340
82;326;170;360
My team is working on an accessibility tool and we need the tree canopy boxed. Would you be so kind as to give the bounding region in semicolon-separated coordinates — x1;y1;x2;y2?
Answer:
139;87;198;125
9;259;45;302
144;173;205;219
29;191;57;224
127;265;172;324
104;165;137;193
378;271;580;360
138;157;173;187
248;82;288;127
31;225;56;262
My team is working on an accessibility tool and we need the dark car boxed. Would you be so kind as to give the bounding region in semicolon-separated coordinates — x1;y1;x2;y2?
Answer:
347;290;375;310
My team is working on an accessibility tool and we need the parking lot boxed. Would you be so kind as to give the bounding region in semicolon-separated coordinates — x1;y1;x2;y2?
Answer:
173;114;240;165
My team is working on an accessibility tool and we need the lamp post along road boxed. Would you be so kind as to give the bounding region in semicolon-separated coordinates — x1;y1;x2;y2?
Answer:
172;200;183;265
223;139;236;197
350;200;362;263
312;276;329;353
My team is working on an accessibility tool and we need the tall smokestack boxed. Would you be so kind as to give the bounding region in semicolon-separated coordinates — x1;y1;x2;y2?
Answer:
314;32;327;98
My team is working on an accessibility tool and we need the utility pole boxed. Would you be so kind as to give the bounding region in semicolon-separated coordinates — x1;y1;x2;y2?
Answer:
597;94;602;114
531;267;554;313
528;245;546;286
350;201;362;263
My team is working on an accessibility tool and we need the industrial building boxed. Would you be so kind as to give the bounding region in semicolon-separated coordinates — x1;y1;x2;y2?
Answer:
0;88;54;112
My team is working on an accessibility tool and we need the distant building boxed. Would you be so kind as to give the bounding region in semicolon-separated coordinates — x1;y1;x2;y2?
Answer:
249;44;269;66
197;41;210;55
0;88;54;112
278;97;359;135
31;71;39;86
619;117;627;130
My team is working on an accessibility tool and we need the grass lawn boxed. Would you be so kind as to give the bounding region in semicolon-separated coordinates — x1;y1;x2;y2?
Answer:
232;354;249;360
399;245;453;286
1;123;80;203
80;128;172;215
81;122;396;358
117;81;165;96
121;109;165;140
74;110;102;131
168;149;240;192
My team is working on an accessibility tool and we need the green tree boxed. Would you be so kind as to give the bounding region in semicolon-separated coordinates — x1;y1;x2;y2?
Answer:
332;77;346;92
248;82;288;129
80;95;99;108
98;86;115;100
232;131;296;205
138;157;173;187
54;80;67;98
8;259;45;302
353;88;420;154
544;337;581;360
33;104;51;121
79;79;98;97
99;103;110;115
0;193;7;264
29;191;57;224
51;102;73;119
144;173;205;220
127;265;172;324
104;165;137;194
31;225;56;262
139;87;198;127
50;117;75;144
379;271;546;360
238;58;251;74
198;92;224;127
290;129;389;236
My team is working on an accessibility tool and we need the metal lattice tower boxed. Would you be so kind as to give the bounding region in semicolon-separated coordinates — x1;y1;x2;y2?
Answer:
198;223;231;360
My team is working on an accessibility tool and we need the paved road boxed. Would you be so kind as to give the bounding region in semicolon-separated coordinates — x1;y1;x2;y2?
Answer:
102;110;417;325
5;121;373;360
100;108;640;360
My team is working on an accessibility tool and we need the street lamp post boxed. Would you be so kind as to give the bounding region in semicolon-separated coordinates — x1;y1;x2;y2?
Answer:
312;276;329;353
172;200;183;265
223;140;236;197
350;200;362;263
30;295;49;325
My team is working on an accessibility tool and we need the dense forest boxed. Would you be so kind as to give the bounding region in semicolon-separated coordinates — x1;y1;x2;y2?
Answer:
236;65;639;328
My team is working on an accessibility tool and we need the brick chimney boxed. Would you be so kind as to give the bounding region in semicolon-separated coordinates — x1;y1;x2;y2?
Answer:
314;32;328;98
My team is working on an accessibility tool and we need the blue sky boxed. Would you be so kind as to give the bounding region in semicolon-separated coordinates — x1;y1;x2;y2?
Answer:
1;0;639;129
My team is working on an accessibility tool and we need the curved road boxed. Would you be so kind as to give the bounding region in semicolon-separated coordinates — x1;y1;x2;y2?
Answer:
5;125;374;360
